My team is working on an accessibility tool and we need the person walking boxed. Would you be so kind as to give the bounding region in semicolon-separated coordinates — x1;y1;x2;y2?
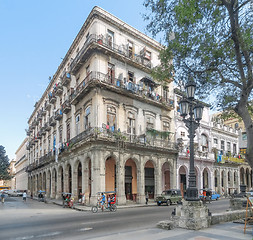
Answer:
23;191;27;202
145;192;149;205
1;192;5;203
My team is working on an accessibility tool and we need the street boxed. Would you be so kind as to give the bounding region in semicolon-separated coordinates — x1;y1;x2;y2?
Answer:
0;196;233;240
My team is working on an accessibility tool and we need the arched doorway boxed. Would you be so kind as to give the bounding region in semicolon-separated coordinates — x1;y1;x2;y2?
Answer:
58;166;64;194
214;170;218;192
162;162;171;191
66;164;72;194
105;157;116;192
145;160;155;199
125;159;137;201
179;165;187;197
77;162;82;199
42;172;46;191
203;168;209;189
240;167;245;185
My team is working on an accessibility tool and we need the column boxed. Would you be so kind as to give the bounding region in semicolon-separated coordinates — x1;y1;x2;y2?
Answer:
90;151;102;205
51;169;55;198
137;156;145;204
46;170;50;198
71;160;78;200
155;159;162;200
116;152;126;205
56;168;62;199
82;157;89;205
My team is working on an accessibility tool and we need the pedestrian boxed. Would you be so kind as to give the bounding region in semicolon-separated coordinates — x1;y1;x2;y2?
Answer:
23;191;27;202
1;192;5;203
145;192;149;205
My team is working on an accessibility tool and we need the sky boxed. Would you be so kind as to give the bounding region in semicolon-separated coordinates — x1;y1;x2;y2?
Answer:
0;0;156;161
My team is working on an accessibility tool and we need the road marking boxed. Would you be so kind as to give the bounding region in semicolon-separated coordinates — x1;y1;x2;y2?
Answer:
79;227;93;231
15;236;34;240
36;232;61;238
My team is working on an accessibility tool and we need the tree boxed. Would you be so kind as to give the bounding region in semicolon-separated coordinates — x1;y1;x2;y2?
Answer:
0;145;11;180
144;0;253;167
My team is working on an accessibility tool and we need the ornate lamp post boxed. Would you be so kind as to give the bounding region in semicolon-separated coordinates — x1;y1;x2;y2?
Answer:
179;79;204;201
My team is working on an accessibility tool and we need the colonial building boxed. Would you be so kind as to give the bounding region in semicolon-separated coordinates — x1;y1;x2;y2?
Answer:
26;6;178;205
15;138;28;191
174;88;249;197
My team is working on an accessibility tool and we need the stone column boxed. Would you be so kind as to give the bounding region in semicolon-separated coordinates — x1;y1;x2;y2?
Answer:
217;170;221;194
56;168;62;199
71;160;78;200
64;164;69;193
46;170;50;198
116;152;126;205
51;169;55;198
137;156;145;204
90;151;101;205
172;157;177;189
82;157;90;205
155;159;162;200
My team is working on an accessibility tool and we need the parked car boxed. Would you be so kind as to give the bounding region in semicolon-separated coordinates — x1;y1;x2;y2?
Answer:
199;189;220;201
246;189;253;196
155;189;182;206
8;190;25;197
211;191;220;200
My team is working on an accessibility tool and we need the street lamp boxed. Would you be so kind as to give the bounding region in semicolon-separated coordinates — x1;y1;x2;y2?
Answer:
179;79;204;201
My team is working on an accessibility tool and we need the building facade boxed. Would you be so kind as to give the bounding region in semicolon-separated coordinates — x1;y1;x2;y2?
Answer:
26;7;178;205
15;138;28;191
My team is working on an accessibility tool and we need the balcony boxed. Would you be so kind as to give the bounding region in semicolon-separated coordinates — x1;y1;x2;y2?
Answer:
69;71;174;110
37;132;42;140
26;141;32;150
31;121;36;129
49;92;56;104
37;113;42;121
55;109;63;121
40;127;46;136
25;128;31;136
49;116;56;127
70;34;152;75
67;127;177;152
41;108;46;116
44;122;51;131
62;99;71;114
61;72;71;86
55;83;63;96
44;101;51;111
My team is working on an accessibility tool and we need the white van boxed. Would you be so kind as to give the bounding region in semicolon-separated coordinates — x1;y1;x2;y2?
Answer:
8;190;24;197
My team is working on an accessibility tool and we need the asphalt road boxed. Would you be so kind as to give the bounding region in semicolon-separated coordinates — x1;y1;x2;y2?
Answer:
0;196;230;240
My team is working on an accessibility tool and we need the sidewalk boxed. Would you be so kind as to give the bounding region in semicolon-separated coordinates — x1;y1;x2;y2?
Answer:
47;198;156;211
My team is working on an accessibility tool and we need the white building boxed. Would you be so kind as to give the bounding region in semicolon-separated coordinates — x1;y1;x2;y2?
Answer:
26;6;178;205
15;138;28;191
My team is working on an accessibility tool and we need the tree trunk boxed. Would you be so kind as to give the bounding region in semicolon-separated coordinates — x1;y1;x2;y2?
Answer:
236;104;253;169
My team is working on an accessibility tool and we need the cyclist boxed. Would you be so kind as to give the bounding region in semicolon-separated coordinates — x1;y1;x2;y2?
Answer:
100;193;106;211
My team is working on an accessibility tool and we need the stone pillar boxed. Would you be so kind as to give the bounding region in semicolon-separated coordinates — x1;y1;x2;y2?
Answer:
64;164;69;193
51;169;56;198
217;170;221;194
90;151;101;205
71;160;78;200
82;158;90;205
172;157;177;189
137;156;145;204
56;168;62;199
224;170;228;196
173;200;211;230
155;159;162;200
116;152;126;205
46;171;50;198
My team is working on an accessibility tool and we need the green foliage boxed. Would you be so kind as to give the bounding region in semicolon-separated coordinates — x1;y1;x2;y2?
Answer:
144;0;253;112
0;145;11;180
